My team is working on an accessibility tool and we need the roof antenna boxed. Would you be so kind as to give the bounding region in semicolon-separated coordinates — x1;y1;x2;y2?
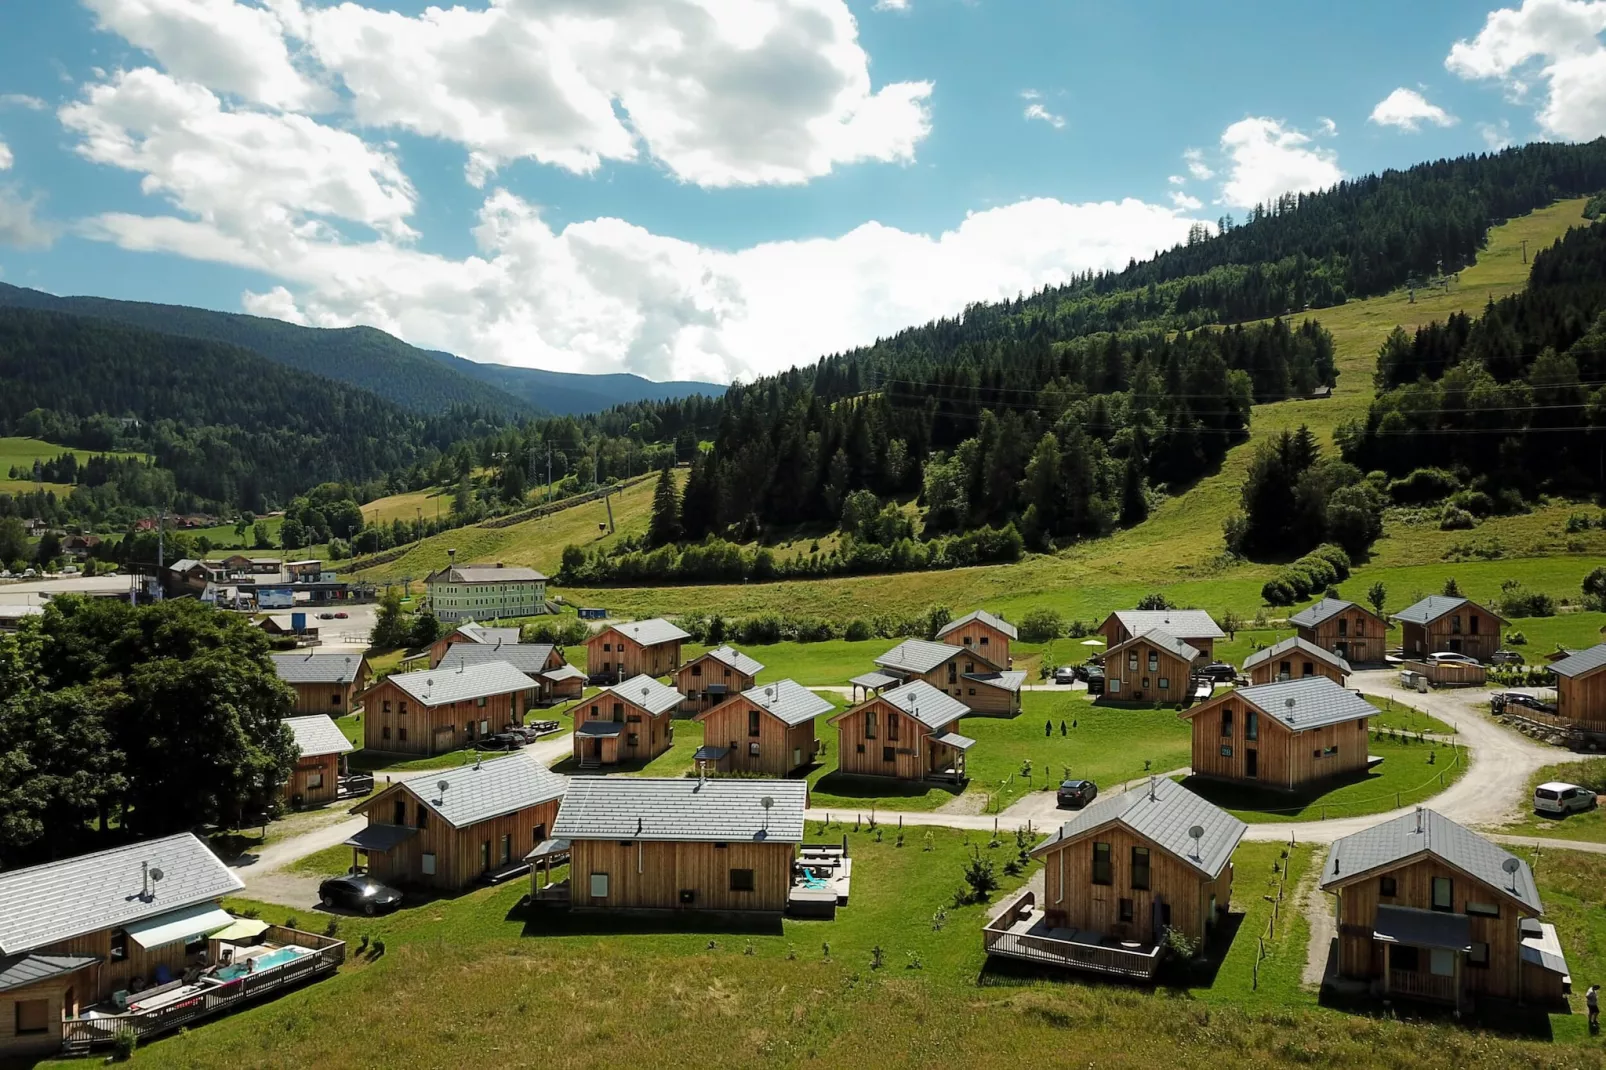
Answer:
1148;775;1159;801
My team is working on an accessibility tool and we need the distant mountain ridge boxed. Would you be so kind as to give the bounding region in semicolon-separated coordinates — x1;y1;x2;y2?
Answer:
0;282;726;417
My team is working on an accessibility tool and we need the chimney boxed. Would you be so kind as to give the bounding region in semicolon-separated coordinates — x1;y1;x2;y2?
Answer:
1332;854;1340;876
1148;775;1158;801
447;548;457;565
1415;806;1424;834
141;860;150;898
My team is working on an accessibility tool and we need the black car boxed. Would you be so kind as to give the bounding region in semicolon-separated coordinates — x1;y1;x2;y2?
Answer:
1493;691;1556;715
1057;779;1099;809
1490;650;1525;667
1200;662;1237;683
318;873;403;916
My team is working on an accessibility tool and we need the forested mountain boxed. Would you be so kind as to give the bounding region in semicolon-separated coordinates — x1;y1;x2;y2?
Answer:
0;283;725;417
0;307;494;510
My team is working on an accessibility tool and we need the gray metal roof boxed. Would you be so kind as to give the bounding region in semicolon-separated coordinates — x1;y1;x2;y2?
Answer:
735;679;835;727
386;660;537;707
1549;643;1606;679
396;752;568;829
575;720;624;736
963;670;1027;693
1112;609;1224;640
438;642;557;675
936;609;1019;641
553;777;807;844
1392;594;1506;626
1242;636;1351;676
1031;777;1244;879
428;564;547;584
1108;627;1201;662
602;617;690;647
270;651;366;684
542;664;587;682
849;671;901;690
0;833;243;954
1289;598;1363;629
932;732;977;750
694;644;766;678
344;824;419;852
1229;676;1374;731
875;638;967;674
1372;904;1472;951
456;623;524;646
284;714;354;758
0;952;100;994
1320;808;1542;913
597;673;683;716
873;679;968;730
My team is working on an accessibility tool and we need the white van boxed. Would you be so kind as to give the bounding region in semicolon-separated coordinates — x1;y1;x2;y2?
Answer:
1534;782;1596;816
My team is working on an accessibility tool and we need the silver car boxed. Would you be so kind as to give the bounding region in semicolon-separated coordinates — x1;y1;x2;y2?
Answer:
1534;782;1596;816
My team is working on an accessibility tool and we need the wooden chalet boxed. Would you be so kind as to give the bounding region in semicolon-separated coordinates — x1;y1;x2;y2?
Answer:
1102;628;1200;704
269;651;371;714
935;609;1018;666
281;714;354;807
828;680;974;784
551;777;807;915
362;661;538;756
871;638;1025;715
426;621;522;669
1547;644;1606;731
1180;677;1374;791
986;778;1245;979
1097;609;1225;661
346;754;569;892
693;679;833;777
674;644;765;713
1321;808;1570;1010
1288;598;1388;665
436;641;583;705
1242;636;1351;686
1392;596;1507;663
573;674;683;769
583;618;690;683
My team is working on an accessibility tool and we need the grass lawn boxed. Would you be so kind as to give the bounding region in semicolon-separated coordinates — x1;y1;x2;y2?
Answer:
1489;758;1606;844
1362;693;1457;735
0;435;147;495
1182;735;1467;823
66;828;1597;1067
685;638;891;687
1523;847;1606;1042
290;842;354;877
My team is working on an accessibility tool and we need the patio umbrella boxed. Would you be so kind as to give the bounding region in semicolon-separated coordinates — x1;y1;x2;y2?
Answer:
1080;638;1106;646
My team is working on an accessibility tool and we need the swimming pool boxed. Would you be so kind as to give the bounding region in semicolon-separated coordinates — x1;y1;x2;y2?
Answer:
216;946;308;980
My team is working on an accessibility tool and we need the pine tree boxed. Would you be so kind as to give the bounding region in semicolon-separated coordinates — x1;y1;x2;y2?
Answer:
1119;456;1148;527
647;466;683;548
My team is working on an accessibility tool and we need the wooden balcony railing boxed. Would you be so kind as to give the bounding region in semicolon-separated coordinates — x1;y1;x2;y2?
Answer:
983;891;1164;979
1388;968;1458;1004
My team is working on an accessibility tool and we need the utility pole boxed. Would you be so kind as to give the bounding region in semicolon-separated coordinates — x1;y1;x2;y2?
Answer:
547;444;553;504
155;510;166;601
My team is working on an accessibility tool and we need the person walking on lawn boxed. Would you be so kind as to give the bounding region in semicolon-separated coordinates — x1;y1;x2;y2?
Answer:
1588;984;1600;1031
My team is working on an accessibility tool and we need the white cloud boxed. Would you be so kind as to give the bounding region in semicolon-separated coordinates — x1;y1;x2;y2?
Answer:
0;188;55;248
873;0;911;9
1479;118;1514;147
82;0;331;110
1368;87;1458;131
1217;117;1343;209
1317;116;1338;135
1446;0;1606;140
0;140;11;171
1182;147;1214;180
1169;190;1202;211
0;94;46;111
1021;90;1065;129
1167;174;1186;185
285;0;932;188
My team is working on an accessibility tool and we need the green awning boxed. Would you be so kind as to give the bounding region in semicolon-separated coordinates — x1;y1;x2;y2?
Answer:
125;903;234;950
209;918;271;943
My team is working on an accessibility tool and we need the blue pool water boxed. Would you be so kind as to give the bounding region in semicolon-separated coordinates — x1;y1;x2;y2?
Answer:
217;946;306;980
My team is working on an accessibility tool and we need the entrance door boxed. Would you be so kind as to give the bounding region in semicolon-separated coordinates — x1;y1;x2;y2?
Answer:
1245;748;1258;779
590;737;602;759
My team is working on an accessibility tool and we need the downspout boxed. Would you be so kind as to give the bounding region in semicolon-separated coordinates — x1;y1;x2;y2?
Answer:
1056;847;1064;905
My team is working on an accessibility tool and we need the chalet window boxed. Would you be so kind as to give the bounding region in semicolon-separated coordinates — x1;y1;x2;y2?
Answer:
1091;842;1113;885
1245;711;1258;740
749;709;761;737
307;771;324;790
964;636;973;645
1118;898;1134;923
383;700;391;713
714;842;728;849
382;725;391;741
501;834;512;865
1279;661;1291;677
730;868;756;892
618;840;634;847
14;998;48;1036
331;693;341;706
1313;746;1338;758
421;853;436;876
1128;653;1139;671
968;688;976;696
590;873;609;898
602;643;612;652
1141;678;1150;689
399;701;408;715
856;743;865;753
1451;615;1462;635
1221;708;1233;737
476;696;487;708
1469;941;1490;968
1355;619;1365;636
416;805;428;830
722;668;731;677
627;733;640;747
692;664;702;676
1302;662;1315;677
1147;653;1158;672
612;703;624;719
1393;945;1419;972
1466;901;1500;918
532;823;546;844
110;929;128;961
398;727;408;741
865;711;877;739
965;663;974;673
888;714;900;742
883;746;895;763
1379;876;1397;897
393;798;407;825
1159;677;1170;691
1108;680;1120;694
980;636;989;646
1130;846;1151;891
1431;876;1453;912
1337;618;1348;637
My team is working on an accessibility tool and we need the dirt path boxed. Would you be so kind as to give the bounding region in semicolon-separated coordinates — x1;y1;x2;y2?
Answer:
1299;846;1334;988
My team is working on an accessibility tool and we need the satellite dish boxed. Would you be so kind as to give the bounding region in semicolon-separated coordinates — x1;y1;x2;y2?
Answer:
761;796;775;810
1502;857;1521;873
437;780;450;794
1188;825;1204;840
149;867;165;883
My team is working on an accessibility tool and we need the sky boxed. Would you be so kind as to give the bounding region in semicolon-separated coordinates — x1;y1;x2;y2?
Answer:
0;1;1603;385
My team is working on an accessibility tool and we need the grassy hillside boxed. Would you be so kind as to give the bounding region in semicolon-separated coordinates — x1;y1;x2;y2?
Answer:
0;435;147;495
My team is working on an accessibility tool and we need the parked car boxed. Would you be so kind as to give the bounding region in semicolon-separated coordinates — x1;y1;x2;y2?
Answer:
1053;666;1076;685
1493;691;1556;715
318;611;336;619
1200;662;1237;683
1057;778;1099;809
1085;669;1105;695
482;731;528;750
1490;650;1525;666
1428;651;1480;666
1534;781;1597;816
334;611;349;619
318;873;403;915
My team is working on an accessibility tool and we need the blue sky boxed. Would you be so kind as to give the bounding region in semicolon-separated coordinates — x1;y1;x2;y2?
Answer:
0;0;1601;383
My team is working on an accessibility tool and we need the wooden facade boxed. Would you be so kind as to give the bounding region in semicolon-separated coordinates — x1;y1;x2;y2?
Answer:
584;627;684;681
362;677;522;757
283;751;339;807
1552;657;1606;730
830;698;965;783
1035;824;1232;945
886;652;1020;716
1246;653;1347;686
695;697;818;777
1183;693;1371;791
283;673;368;715
674;654;758;714
1097;615;1217;661
353;787;561;893
940;618;1014;666
1102;636;1197;704
573;693;675;767
1294;605;1387;665
568;838;794;914
1397;604;1506;663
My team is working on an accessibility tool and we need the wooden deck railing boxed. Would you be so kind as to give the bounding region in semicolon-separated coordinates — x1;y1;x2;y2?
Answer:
982;891;1163;979
60;929;344;1052
1400;660;1487;688
1387;968;1458;1004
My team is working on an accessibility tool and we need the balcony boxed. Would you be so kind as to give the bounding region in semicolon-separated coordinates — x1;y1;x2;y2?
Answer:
983;890;1164;979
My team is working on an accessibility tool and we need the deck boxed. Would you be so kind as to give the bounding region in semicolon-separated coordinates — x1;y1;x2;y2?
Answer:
60;927;344;1053
788;842;852;918
983;890;1163;979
